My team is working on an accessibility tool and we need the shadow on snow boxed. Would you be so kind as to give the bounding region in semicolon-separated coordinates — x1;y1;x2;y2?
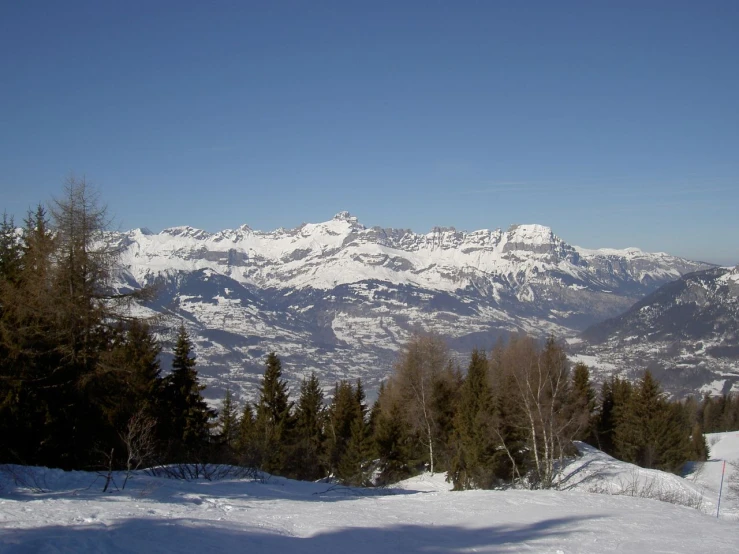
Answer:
0;515;604;553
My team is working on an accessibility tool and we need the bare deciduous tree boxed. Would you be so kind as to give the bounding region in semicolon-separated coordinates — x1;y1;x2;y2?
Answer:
494;335;580;488
390;334;450;474
120;409;157;489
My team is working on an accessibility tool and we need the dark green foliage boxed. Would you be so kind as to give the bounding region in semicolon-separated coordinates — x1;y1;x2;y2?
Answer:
161;326;215;460
429;364;462;472
216;388;240;457
373;391;414;485
613;371;691;472
325;380;356;476
701;394;739;433
338;412;371;486
570;363;596;442
253;352;295;474
236;402;258;467
689;422;709;461
291;373;327;481
595;376;633;455
106;320;163;425
449;349;497;490
325;379;369;484
489;371;528;483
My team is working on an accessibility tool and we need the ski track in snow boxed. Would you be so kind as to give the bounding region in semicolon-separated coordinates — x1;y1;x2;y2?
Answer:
2;433;739;553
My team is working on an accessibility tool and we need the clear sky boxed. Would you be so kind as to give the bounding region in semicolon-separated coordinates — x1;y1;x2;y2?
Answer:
1;1;737;265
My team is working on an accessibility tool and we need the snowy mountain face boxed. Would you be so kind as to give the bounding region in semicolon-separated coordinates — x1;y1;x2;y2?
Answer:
111;213;709;402
575;266;739;397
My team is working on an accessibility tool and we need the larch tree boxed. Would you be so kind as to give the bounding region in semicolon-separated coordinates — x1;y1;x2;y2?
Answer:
390;334;451;474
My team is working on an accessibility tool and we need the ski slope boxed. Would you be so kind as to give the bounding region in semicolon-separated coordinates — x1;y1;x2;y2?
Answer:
1;434;738;553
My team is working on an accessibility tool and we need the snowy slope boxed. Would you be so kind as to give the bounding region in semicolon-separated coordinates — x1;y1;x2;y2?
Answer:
685;432;739;519
2;434;738;553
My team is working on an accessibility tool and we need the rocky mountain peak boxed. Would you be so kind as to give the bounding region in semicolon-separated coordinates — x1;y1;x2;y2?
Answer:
332;211;358;223
506;223;556;243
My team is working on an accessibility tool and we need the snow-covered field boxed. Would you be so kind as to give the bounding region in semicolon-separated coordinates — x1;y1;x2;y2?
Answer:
2;434;738;553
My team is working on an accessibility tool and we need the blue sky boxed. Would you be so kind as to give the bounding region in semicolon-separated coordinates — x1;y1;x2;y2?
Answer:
1;1;737;265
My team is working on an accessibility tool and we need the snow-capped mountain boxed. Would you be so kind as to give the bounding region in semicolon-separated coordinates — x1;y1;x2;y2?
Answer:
574;265;739;397
111;212;710;402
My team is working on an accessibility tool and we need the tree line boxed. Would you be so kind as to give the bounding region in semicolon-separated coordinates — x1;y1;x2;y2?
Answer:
0;180;728;488
217;333;715;489
0;179;216;471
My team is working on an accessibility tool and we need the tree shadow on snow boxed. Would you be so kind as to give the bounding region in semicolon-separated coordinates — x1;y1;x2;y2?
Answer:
0;514;604;554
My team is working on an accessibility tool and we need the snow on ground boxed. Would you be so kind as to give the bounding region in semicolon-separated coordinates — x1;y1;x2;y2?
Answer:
685;432;739;519
2;436;739;553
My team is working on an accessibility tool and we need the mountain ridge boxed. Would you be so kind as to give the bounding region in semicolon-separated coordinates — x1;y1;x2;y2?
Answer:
574;265;739;397
109;213;713;402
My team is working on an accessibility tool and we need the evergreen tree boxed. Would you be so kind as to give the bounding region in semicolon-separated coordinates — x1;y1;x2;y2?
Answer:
354;378;368;421
0;212;22;282
292;373;327;481
373;387;414;485
596;376;632;456
217;388;240;454
429;362;462;472
162;325;215;460
613;370;691;472
449;349;496;490
236;402;258;467
569;363;596;442
0;206;59;465
253;352;294;475
325;380;360;478
338;410;371;486
105;320;162;425
1;183;158;469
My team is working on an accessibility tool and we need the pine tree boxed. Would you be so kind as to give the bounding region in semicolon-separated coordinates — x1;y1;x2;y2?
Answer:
217;388;240;454
253;352;294;475
429;363;462;472
338;410;370;486
613;370;691;472
1;184;157;469
449;349;496;490
373;388;414;485
569;363;596;442
105;320;162;425
355;378;368;421
654;402;692;472
0;206;60;465
236;402;258;467
596;376;632;456
325;380;360;478
0;212;22;282
162;325;215;460
292;373;327;480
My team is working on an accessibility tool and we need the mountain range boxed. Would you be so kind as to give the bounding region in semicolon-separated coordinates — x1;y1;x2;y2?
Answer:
574;265;739;397
110;212;713;402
